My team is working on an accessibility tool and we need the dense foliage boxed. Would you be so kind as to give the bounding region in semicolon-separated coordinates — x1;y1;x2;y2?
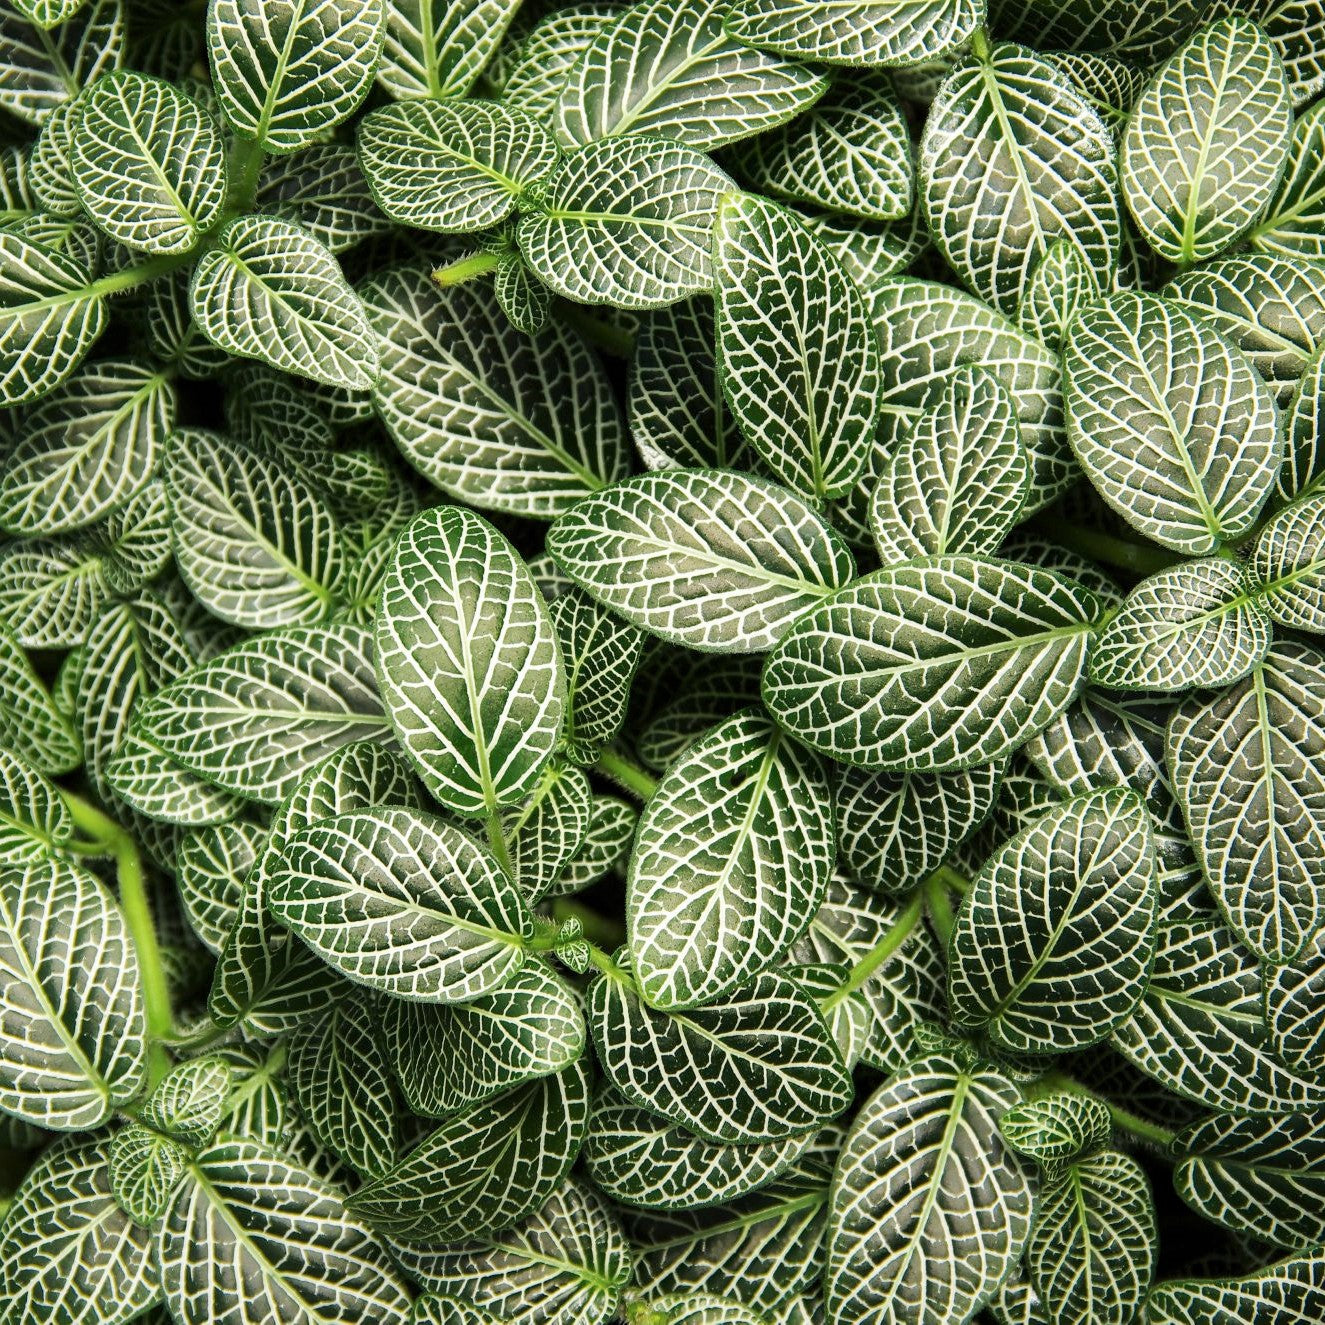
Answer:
1;1;1324;1323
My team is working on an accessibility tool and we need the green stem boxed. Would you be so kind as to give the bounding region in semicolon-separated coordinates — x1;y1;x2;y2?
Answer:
825;890;924;1008
550;898;627;949
485;809;516;880
583;940;632;984
60;791;173;1087
559;303;637;358
923;869;958;947
593;748;659;802
432;250;501;288
1034;1072;1179;1150
227;136;267;215
1031;515;1182;579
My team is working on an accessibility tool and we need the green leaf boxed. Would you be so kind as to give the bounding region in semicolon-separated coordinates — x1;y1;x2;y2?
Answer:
1111;919;1325;1113
0;621;80;773
0;533;113;649
0;1133;159;1325
1162;253;1325;407
517;136;732;309
132;623;390;805
362;266;628;518
500;762;592;901
176;816;261;952
949;788;1158;1053
267;806;533;1001
1175;1108;1325;1251
0;745;74;864
0;230;107;407
0;0;123;125
1145;1245;1325;1324
793;877;946;1074
209;740;422;1033
207;0;386;153
1122;16;1292;265
837;761;1003;895
257;142;391;254
625;1136;837;1317
590;965;852;1143
1280;345;1325;503
1248;97;1325;260
1266;929;1325;1076
636;656;762;769
865;278;1071;513
191;215;379;389
724;0;984;67
106;727;247;827
412;1296;506;1325
1091;559;1274;692
713;193;881;502
763;556;1102;771
999;1093;1112;1165
628;709;834;1009
0;858;146;1129
385;958;584;1115
11;1;91;27
583;1094;811;1210
552;793;637;897
1167;640;1325;964
502;5;623;123
165;428;346;630
1017;237;1101;354
492;251;551;334
1027;1151;1158;1325
0;357;173;536
141;1054;232;1145
108;1122;189;1224
550;587;644;765
392;1177;631;1325
547;470;855;652
160;1137;412;1325
1254;490;1325;633
375;505;564;816
359;98;559;233
551;0;825;151
288;990;398;1178
921;39;1119;313
825;1052;1034;1325
869;365;1029;561
347;1061;591;1245
738;76;912;222
1063;292;1281;555
377;0;521;100
70;70;227;254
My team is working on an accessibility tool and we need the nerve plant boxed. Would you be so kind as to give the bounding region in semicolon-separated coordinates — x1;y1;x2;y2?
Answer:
0;1;1324;1324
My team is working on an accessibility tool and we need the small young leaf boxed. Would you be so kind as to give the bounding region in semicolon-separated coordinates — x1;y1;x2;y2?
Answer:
1253;490;1325;633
